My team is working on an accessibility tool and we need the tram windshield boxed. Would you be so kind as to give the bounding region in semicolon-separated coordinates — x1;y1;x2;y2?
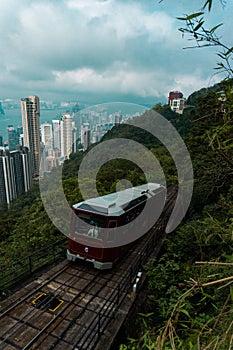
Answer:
73;210;106;240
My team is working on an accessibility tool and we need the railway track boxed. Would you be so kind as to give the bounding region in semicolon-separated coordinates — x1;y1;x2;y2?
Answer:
0;186;177;350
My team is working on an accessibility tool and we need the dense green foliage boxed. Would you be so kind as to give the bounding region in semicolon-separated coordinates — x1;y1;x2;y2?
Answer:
119;80;233;350
0;185;63;268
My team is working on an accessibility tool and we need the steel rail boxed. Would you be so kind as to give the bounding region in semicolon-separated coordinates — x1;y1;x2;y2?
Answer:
0;260;70;318
22;270;103;350
0;262;96;348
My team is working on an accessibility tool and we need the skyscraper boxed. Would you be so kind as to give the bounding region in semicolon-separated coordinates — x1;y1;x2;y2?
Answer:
20;146;33;192
52;120;61;151
7;125;19;151
0;150;16;205
0;147;32;205
21;96;41;177
60;113;74;159
41;123;53;151
81;123;90;150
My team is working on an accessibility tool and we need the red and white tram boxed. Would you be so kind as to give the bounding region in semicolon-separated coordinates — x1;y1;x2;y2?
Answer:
67;183;166;269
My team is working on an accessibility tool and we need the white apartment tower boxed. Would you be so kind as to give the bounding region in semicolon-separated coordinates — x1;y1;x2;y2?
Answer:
21;147;33;192
0;153;16;204
41;123;53;150
52;120;61;151
61;113;73;159
21;96;41;177
0;147;33;205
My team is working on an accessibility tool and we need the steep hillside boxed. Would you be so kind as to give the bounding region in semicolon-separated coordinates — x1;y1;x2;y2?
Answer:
118;80;233;350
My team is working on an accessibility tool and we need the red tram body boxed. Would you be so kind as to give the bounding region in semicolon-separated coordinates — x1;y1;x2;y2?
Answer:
67;183;166;269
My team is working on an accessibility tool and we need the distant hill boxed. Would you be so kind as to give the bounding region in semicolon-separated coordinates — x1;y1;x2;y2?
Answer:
186;78;233;106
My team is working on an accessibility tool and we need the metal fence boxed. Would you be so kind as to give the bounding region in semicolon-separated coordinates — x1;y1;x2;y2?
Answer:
0;238;67;292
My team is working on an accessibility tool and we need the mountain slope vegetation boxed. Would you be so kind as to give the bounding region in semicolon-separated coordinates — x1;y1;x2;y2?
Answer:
118;80;233;350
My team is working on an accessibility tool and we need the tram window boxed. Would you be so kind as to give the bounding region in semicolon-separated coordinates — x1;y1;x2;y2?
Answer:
73;211;106;239
108;221;117;241
74;215;90;235
109;221;117;228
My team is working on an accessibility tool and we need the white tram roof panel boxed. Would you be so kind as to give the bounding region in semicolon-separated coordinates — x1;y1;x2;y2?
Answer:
73;183;164;216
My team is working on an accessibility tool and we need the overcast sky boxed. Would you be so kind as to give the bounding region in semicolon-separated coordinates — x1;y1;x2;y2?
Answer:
0;0;232;105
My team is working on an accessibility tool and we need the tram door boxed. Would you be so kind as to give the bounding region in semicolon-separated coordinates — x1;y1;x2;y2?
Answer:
108;220;117;242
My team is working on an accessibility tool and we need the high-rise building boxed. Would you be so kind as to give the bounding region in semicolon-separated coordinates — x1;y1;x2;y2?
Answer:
0;147;32;205
10;150;24;198
60;114;74;159
17;126;23;144
7;125;19;151
52;120;61;151
21;96;41;177
41;123;53;151
72;122;77;153
81;123;90;150
20;146;33;192
0;150;16;204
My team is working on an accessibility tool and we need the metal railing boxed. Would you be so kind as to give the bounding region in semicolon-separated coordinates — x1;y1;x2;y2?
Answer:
0;238;67;292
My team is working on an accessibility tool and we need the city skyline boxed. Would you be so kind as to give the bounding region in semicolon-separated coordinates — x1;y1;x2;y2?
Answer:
1;94;147;184
0;0;232;105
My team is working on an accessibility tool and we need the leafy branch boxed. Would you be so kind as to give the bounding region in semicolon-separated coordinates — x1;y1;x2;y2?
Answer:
156;265;233;350
176;1;233;77
159;1;232;76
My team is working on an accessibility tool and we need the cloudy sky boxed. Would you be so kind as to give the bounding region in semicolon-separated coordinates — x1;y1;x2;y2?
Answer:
0;0;232;105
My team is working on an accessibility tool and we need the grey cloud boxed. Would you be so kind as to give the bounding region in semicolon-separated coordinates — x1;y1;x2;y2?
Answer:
0;0;231;102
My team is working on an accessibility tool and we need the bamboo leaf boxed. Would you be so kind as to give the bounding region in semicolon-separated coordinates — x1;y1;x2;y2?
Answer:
210;23;223;33
203;0;213;11
180;309;190;318
186;12;204;20
180;323;189;328
194;21;204;31
177;17;187;21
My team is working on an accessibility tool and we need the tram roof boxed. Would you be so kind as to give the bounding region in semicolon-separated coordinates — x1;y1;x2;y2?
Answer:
73;183;164;216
